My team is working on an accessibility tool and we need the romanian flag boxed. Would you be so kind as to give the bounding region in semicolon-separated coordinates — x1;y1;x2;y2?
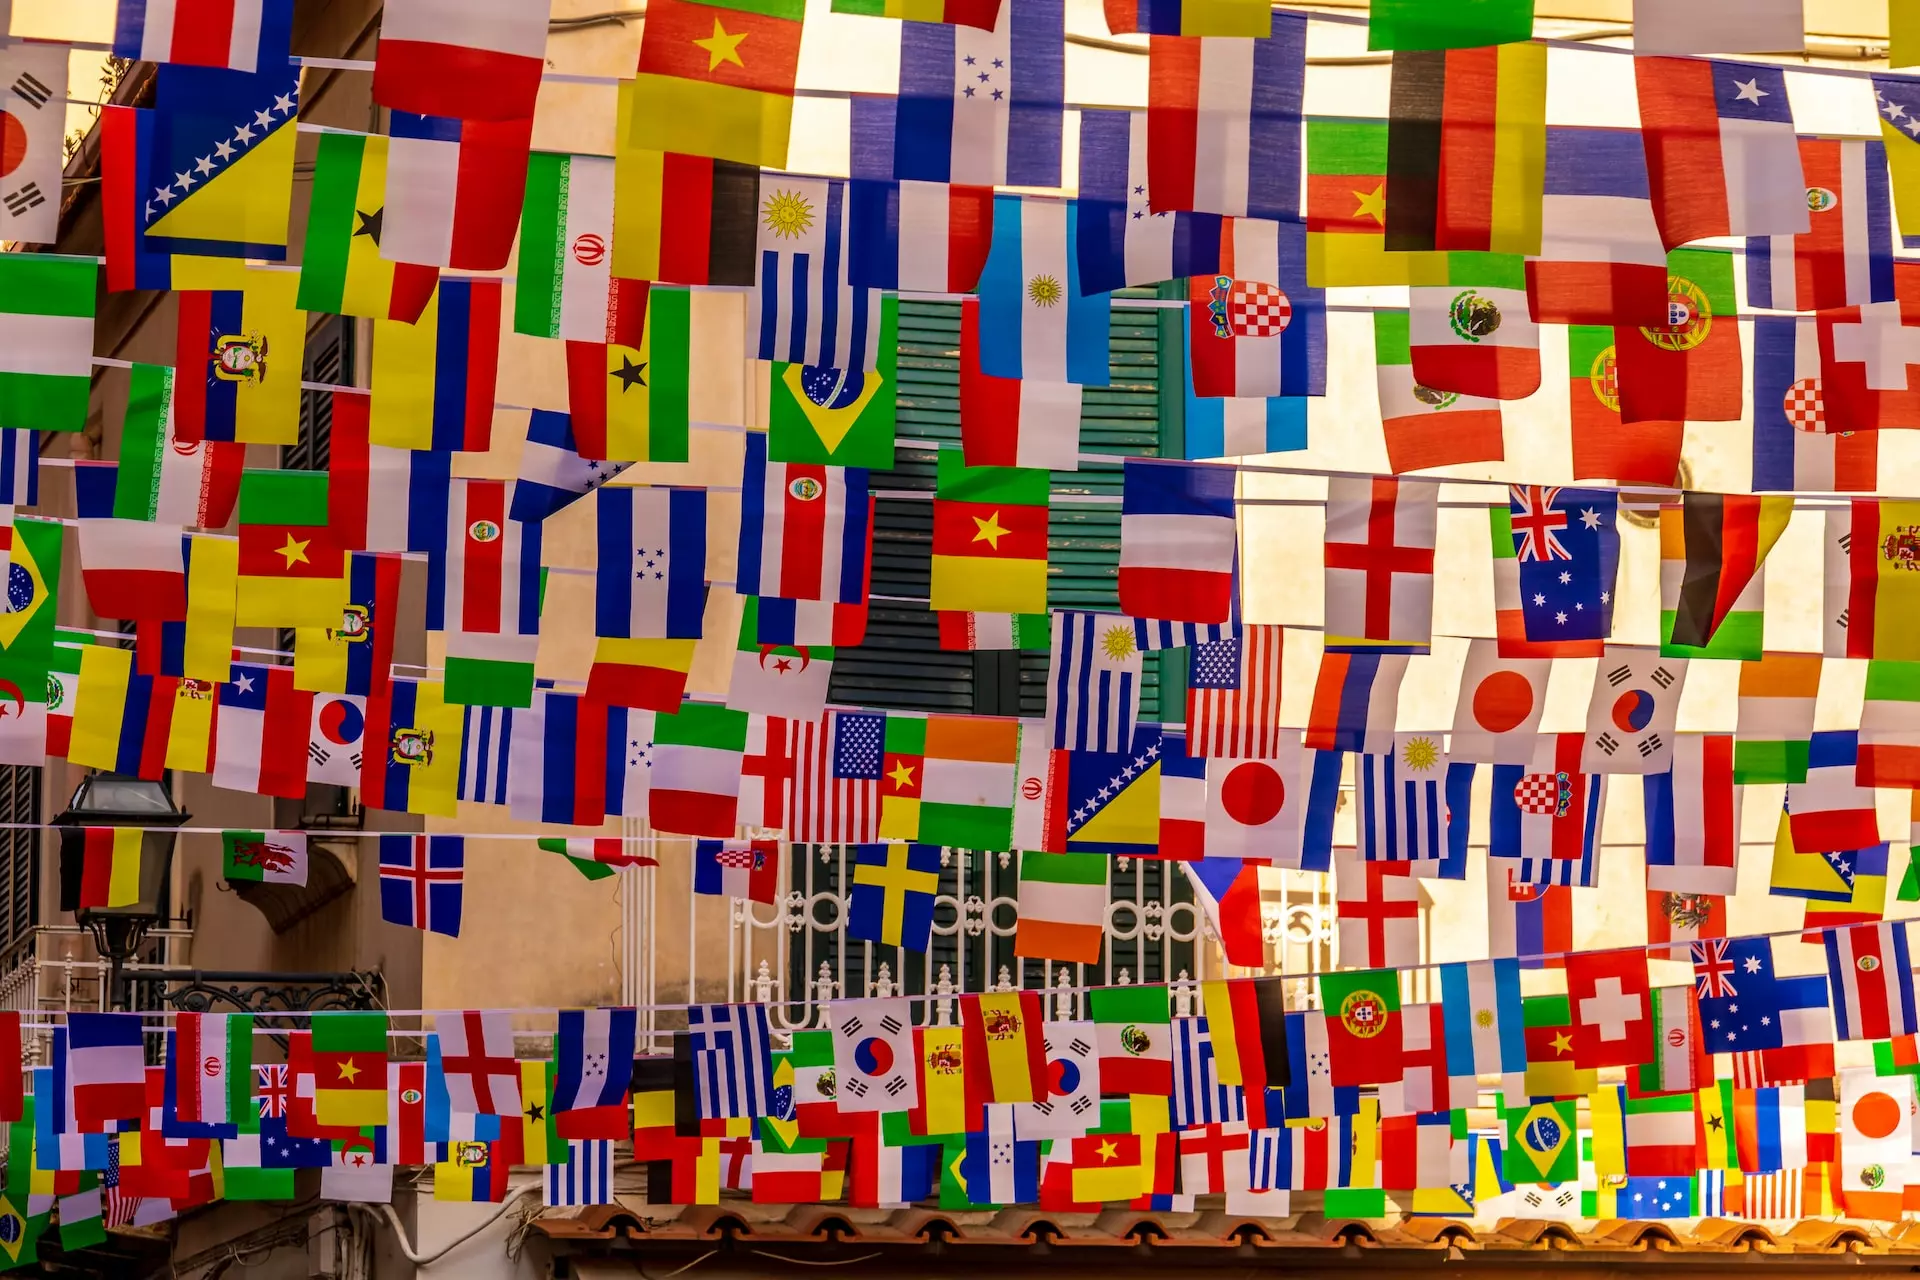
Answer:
612;82;759;287
586;637;696;712
629;0;804;170
295;131;438;322
309;1012;389;1128
958;992;1046;1106
236;470;347;629
65;645;216;779
1383;44;1546;256
369;278;502;452
563;284;692;463
929;450;1048;614
1663;493;1792;655
1304;117;1448;288
1846;499;1920;662
67;828;143;910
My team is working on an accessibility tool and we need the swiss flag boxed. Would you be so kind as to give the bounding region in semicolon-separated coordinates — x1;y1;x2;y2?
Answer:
1564;947;1654;1070
1816;263;1920;431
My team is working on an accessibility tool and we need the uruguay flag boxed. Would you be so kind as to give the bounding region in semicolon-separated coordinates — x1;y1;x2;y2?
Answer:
891;0;1065;188
978;196;1110;385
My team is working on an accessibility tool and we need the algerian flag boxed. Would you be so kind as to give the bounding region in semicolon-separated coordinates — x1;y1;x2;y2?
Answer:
515;153;616;342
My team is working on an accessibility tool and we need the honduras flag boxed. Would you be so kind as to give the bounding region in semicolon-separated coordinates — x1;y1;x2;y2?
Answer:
1077;109;1225;295
887;0;1065;189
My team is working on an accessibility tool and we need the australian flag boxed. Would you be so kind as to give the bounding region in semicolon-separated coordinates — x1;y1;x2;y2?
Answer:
1508;485;1620;643
1691;935;1796;1053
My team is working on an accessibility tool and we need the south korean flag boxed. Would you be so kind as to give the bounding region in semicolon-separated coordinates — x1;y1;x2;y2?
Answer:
829;998;918;1113
1581;645;1686;775
1015;1020;1101;1140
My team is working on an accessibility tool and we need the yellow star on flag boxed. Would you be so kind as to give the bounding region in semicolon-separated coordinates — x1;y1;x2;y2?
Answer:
1352;183;1387;225
693;17;748;70
971;510;1009;549
277;533;312;568
337;1058;362;1083
887;761;917;790
1550;1030;1573;1056
1097;1138;1120;1162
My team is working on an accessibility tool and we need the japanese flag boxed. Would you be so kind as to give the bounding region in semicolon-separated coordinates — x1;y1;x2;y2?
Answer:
1203;730;1302;863
1448;639;1548;765
1581;645;1686;774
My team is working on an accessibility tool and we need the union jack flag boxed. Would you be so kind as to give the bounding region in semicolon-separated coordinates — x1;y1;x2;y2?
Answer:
255;1062;290;1118
1508;485;1572;562
1691;938;1739;999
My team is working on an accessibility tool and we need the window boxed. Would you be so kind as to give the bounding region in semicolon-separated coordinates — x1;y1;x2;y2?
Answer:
283;314;354;473
0;766;39;964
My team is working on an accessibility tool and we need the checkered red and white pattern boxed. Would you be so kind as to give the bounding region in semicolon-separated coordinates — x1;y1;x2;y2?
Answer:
1512;774;1561;814
1784;377;1827;432
1226;282;1291;337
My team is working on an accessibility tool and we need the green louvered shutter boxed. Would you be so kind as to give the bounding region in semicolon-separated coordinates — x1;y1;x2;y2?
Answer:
825;294;1183;718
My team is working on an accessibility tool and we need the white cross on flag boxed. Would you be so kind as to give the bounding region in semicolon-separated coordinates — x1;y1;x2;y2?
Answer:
829;998;918;1113
1322;476;1438;655
1448;639;1548;765
1817;289;1920;432
1564;947;1652;1070
434;1009;521;1119
1581;645;1686;774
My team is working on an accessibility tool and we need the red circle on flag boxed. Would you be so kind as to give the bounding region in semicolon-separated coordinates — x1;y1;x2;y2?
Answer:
0;112;24;180
1854;1091;1904;1141
1472;671;1534;734
1221;762;1284;827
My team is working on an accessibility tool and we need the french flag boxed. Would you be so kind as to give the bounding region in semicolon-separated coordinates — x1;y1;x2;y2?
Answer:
1747;138;1895;312
1117;459;1238;624
1186;218;1324;399
957;299;1081;470
382;112;534;272
115;0;290;73
1076;109;1224;295
1634;57;1808;248
1526;126;1669;326
1144;11;1304;223
847;97;994;292
372;0;551;123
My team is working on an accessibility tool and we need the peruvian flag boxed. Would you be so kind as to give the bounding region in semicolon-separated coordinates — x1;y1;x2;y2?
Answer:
1564;947;1653;1070
958;299;1081;469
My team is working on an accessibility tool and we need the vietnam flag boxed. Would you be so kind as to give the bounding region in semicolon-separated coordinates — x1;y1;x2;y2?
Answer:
629;0;804;169
928;450;1049;615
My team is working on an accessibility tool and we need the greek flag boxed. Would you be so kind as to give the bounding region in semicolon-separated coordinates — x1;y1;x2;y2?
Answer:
1171;1017;1244;1129
545;1140;614;1206
687;1003;775;1120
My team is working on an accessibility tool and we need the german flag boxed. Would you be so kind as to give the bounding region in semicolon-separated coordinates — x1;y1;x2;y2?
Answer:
1668;493;1793;651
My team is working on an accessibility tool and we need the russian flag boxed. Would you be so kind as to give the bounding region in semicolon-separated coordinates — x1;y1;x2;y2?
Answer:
1303;652;1405;754
977;195;1110;384
1526;126;1669;327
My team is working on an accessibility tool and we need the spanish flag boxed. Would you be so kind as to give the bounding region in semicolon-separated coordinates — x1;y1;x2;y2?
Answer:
1846;499;1920;662
629;0;804;170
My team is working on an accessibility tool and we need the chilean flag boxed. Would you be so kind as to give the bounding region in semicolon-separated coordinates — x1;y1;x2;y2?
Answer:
1634;57;1808;248
958;299;1081;470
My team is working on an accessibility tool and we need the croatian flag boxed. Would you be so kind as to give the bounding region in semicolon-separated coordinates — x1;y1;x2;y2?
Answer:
1751;315;1877;493
114;0;291;73
977;195;1110;384
1747;138;1894;312
1077;109;1225;295
1634;57;1808;248
1186;218;1323;399
890;0;1065;188
847;97;994;292
1117;459;1238;623
1526;126;1669;326
736;433;873;606
1145;11;1305;223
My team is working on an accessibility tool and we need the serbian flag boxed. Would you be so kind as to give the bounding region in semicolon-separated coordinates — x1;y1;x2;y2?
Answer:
1815;264;1920;433
1186;219;1324;399
1747;138;1895;312
1634;57;1808;248
958;299;1080;470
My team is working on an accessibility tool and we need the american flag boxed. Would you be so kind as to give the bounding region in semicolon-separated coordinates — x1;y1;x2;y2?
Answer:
103;1138;138;1228
255;1062;290;1118
789;711;880;843
1185;624;1282;759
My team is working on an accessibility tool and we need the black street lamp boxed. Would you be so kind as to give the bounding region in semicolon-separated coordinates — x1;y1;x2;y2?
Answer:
52;774;190;1005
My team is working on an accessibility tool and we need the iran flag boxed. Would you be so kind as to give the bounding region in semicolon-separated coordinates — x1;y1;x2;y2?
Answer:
1448;639;1548;765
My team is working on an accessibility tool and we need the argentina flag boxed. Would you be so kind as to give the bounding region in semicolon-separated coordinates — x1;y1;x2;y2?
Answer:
751;177;882;372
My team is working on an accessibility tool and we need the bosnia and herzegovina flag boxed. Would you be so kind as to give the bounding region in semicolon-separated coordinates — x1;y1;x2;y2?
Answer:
145;65;300;258
1873;74;1920;241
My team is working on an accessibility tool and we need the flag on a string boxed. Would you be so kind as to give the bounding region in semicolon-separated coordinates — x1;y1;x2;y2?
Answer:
629;0;804;169
1526;126;1668;326
1322;476;1437;654
885;0;1065;187
1636;58;1808;248
976;195;1109;384
1144;12;1305;222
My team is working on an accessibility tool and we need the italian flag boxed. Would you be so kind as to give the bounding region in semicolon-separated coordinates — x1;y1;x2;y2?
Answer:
1013;851;1107;963
649;702;748;837
515;153;617;343
538;837;657;881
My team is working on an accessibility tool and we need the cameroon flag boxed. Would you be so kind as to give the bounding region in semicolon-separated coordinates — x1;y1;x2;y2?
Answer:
629;0;805;169
236;470;347;628
564;285;692;463
929;450;1048;615
1304;118;1449;287
296;131;438;322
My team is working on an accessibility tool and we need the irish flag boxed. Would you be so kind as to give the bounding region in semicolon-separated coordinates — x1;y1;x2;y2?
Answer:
1013;851;1107;962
